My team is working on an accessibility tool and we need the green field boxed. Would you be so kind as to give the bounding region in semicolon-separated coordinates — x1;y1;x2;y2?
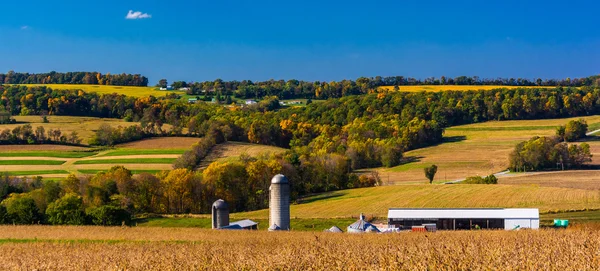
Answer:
14;84;184;97
0;160;66;165
1;170;70;176
0;151;97;158
74;158;176;165
136;217;356;231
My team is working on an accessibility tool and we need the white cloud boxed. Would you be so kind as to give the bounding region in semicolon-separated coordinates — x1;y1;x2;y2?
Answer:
21;25;29;30
126;10;152;20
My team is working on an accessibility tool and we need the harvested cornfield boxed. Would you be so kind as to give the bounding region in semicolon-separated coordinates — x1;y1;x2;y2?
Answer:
0;226;598;270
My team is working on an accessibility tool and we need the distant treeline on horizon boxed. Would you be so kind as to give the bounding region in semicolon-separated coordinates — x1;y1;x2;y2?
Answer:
0;71;148;87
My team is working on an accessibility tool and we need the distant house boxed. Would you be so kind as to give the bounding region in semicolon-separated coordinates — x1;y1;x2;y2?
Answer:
179;87;191;91
245;100;257;105
160;86;174;91
188;98;198;104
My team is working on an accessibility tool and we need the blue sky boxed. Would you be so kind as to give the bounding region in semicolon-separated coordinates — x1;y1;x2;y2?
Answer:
1;0;599;84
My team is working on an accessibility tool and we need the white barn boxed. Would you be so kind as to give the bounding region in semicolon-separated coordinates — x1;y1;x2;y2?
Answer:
388;208;539;230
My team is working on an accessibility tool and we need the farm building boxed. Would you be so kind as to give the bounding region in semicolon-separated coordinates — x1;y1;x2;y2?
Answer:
220;219;259;230
324;226;343;233
245;100;257;105
211;199;259;230
388;208;539;230
347;213;380;233
188;98;198;104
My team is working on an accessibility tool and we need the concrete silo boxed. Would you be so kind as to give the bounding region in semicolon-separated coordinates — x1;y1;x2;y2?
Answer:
269;174;290;231
212;199;229;229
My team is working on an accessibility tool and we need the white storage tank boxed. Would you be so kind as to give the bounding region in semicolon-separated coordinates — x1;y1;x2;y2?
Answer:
269;174;290;231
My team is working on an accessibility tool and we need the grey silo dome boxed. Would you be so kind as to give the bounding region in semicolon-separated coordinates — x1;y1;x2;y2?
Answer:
212;199;228;209
269;174;290;231
271;174;289;184
211;199;230;229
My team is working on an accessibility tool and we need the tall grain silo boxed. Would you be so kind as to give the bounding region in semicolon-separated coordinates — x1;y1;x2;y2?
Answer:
269;174;290;231
212;199;229;229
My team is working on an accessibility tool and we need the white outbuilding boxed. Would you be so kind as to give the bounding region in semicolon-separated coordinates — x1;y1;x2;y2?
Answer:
387;208;539;230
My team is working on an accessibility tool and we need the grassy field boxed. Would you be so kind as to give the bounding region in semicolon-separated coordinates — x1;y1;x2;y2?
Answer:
13;84;184;97
0;226;597;270
73;158;176;165
0;160;65;165
0;151;96;158
1;170;70;176
379;85;557;92
136;217;356;231
375;115;600;184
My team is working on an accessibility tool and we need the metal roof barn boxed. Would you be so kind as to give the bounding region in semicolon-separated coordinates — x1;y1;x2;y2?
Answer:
388;208;539;230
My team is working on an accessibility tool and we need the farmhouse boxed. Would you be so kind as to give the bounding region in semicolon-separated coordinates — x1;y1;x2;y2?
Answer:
245;100;257;105
387;208;539;230
159;86;174;90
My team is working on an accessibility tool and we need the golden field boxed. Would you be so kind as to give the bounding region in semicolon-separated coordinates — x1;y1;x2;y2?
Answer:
233;184;600;219
13;84;183;97
379;85;557;92
0;226;598;270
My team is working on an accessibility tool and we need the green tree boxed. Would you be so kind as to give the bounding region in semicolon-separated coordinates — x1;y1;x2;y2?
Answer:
45;193;86;225
86;205;131;226
424;165;438;184
1;194;41;224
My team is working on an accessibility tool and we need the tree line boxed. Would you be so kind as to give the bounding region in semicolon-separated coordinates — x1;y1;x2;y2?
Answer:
0;124;81;145
172;75;600;99
0;156;380;225
0;71;148;86
509;120;592;172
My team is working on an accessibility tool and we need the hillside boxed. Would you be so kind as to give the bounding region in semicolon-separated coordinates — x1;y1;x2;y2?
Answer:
0;139;288;177
374;115;600;184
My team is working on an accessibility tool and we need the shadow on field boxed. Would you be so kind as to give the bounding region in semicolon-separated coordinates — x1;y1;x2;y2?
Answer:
442;135;467;143
297;192;346;205
580;135;600;142
398;156;422;165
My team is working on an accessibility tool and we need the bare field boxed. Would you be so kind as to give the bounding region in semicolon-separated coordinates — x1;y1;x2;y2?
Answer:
116;137;199;149
0;144;88;152
201;141;287;166
499;171;600;190
376;115;600;183
0;226;598;270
